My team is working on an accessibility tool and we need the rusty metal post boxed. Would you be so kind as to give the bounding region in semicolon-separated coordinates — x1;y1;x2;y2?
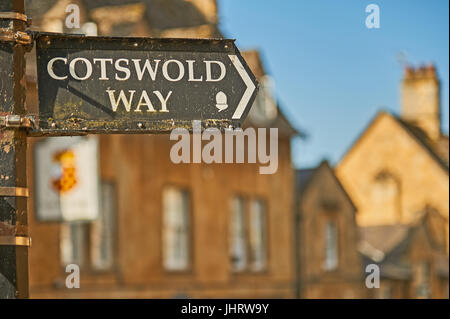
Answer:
0;0;29;299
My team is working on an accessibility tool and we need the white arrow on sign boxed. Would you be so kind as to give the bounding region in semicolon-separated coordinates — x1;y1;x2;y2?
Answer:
229;55;257;120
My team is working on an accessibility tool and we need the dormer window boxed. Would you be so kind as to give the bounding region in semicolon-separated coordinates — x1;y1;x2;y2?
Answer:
373;170;402;222
250;75;277;125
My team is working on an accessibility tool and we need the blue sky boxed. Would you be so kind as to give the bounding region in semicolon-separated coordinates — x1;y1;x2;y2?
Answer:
219;0;449;169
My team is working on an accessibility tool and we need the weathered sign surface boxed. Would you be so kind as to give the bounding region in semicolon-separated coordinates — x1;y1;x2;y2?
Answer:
32;34;258;135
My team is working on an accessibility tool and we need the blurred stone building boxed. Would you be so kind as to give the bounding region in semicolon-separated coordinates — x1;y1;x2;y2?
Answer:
336;65;449;298
295;156;448;299
295;161;365;298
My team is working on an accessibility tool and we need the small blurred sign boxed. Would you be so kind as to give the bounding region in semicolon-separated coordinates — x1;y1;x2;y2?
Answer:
34;136;100;222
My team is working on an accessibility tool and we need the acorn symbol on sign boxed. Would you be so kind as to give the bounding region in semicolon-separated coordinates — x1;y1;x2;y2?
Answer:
215;91;228;112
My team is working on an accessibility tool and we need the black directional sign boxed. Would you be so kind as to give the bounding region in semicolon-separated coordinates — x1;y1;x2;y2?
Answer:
32;33;258;135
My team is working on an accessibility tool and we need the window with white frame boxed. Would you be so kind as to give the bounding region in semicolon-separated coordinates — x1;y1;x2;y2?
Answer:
230;197;267;273
162;186;190;271
60;222;87;267
230;196;247;272
90;182;116;271
323;221;338;271
249;199;267;272
60;181;116;271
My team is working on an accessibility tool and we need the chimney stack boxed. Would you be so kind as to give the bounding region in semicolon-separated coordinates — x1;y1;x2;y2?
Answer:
401;64;441;141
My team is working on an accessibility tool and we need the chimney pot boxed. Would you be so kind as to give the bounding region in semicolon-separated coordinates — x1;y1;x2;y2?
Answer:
404;65;415;79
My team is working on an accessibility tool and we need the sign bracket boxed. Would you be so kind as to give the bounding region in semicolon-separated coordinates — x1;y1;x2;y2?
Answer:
0;115;35;130
0;12;31;25
0;28;32;45
0;187;29;197
0;236;31;247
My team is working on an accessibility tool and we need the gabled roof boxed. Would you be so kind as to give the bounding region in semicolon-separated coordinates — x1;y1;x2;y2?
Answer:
340;111;449;174
358;224;410;255
295;160;357;211
295;168;316;196
396;117;449;171
245;104;302;138
241;50;304;137
359;209;449;280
